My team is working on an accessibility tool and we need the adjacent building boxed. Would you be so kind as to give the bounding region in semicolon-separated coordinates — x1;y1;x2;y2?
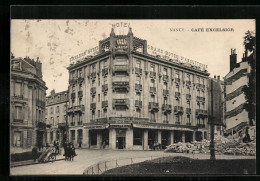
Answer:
10;56;48;149
208;76;225;136
45;89;69;145
224;49;254;136
67;28;210;150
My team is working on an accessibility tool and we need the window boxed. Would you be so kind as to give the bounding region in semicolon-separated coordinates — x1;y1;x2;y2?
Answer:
98;110;100;118
187;115;191;123
90;130;97;145
150;112;155;120
79;97;82;105
56;106;60;113
187;74;190;81
150;64;155;71
15;83;22;96
12;61;21;70
176;115;180;123
14;106;23;120
104;60;108;68
92;111;95;120
51;117;54;126
197;77;200;83
79;84;83;91
13;131;21;147
164;113;168;122
64;115;66;122
136;60;141;68
92;64;96;72
50;132;53;143
98;94;100;102
133;129;143;145
71;130;75;140
202;78;204;85
164;97;167;104
163;68;167;75
175;71;179;78
79;69;82;77
98;78;100;86
57;116;59;124
50;107;54;114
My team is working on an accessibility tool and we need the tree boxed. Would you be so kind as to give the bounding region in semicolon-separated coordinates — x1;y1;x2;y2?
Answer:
242;30;256;126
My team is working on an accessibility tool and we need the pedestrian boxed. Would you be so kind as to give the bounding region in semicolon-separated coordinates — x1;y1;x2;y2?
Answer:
63;142;68;161
78;140;82;149
102;140;106;149
55;140;60;154
32;145;38;162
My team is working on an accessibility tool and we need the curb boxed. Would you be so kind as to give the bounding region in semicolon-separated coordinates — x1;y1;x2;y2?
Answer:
11;158;65;168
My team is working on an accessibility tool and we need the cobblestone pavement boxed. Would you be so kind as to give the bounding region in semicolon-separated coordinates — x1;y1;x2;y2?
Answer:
10;149;256;175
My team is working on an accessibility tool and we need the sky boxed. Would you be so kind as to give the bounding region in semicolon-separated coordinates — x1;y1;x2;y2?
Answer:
11;19;255;95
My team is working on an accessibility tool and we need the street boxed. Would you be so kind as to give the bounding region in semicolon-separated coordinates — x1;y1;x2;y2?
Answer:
10;149;256;175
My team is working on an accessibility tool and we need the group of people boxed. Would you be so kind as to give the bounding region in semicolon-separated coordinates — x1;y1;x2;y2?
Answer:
63;142;77;161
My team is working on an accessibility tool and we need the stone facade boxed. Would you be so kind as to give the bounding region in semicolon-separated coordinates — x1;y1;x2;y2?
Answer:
45;89;69;145
10;57;48;149
67;28;210;150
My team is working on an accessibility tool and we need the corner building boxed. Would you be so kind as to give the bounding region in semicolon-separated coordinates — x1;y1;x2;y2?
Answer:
67;28;210;150
10;57;48;149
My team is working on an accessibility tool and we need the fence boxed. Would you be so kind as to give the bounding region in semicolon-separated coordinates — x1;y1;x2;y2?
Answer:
83;155;164;175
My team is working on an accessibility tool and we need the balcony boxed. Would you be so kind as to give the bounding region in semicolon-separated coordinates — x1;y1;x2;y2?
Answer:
90;87;96;95
149;87;156;95
196;109;204;118
77;77;84;83
196;96;205;103
102;68;109;77
163;75;169;82
71;93;76;99
175;121;180;125
90;103;96;110
175;92;181;99
102;100;108;109
162;104;172;113
174;106;184;114
36;99;46;108
69;78;77;85
112;99;129;109
186;122;192;126
175;78;180;84
163;120;169;124
135;67;142;76
102;84;108;93
135;100;142;108
197;124;205;128
112;81;129;92
150;119;156;123
186;94;191;100
70;122;75;126
67;105;85;113
77;121;83;126
163;89;169;97
78;90;83;97
148;102;159;112
186;80;191;86
88;72;96;79
113;65;129;75
186;108;191;114
135;84;143;93
149;71;156;79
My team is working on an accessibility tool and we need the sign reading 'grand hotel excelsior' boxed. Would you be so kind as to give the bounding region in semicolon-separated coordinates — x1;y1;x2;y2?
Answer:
66;27;210;150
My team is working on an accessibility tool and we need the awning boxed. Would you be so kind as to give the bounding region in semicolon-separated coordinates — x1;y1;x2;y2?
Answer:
132;124;194;132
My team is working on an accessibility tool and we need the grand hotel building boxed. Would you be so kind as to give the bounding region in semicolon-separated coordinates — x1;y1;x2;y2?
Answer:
67;28;210;150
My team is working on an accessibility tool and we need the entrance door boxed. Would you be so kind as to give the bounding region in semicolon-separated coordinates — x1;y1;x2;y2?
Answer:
148;130;156;149
37;131;44;148
161;131;170;149
116;129;126;149
14;131;21;147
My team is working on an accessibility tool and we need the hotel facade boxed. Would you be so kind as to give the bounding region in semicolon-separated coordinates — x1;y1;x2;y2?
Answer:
67;28;210;150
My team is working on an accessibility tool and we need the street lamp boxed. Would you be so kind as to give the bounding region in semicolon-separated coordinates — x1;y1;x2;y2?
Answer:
64;102;69;143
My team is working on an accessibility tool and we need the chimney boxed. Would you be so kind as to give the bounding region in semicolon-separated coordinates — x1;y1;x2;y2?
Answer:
230;48;237;72
214;75;216;79
217;75;220;80
127;27;133;36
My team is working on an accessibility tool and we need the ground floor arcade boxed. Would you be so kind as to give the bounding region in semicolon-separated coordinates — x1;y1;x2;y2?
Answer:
68;125;208;150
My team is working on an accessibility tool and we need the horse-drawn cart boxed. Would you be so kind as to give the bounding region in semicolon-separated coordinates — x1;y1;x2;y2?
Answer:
37;147;58;163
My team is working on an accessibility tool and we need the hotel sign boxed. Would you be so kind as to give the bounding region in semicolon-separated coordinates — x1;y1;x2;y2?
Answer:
70;46;99;63
109;124;131;128
84;124;109;129
147;45;208;70
133;124;194;132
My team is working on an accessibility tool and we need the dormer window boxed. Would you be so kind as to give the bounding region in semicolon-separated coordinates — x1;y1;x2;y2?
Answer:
12;61;21;70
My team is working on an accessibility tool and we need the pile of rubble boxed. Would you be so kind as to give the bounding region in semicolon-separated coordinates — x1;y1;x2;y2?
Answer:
164;135;256;156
